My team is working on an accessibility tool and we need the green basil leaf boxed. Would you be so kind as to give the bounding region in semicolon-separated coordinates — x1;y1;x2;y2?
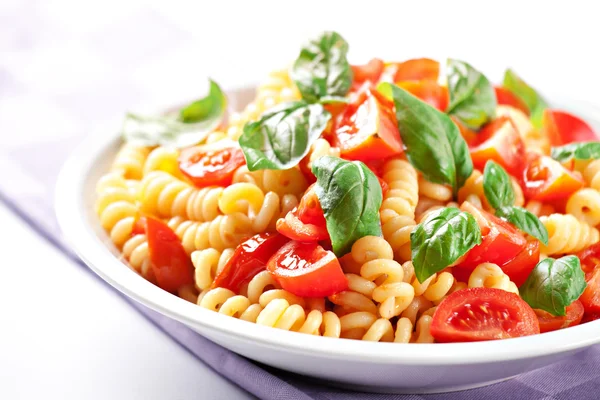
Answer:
122;80;226;148
519;256;587;316
551;141;600;163
496;206;549;245
312;156;383;257
291;31;352;103
381;82;473;197
319;95;350;105
446;59;496;130
411;207;481;283
239;102;330;171
180;80;226;123
503;69;548;128
482;160;515;209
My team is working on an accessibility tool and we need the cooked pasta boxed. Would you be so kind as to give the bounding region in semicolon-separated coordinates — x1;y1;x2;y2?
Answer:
380;158;418;261
140;171;223;221
540;214;600;255
97;39;600;345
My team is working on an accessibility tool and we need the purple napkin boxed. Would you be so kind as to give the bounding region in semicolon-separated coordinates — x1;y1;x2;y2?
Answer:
2;3;599;398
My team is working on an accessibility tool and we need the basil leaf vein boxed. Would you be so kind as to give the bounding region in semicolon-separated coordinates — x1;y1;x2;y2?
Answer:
551;141;600;163
483;160;515;209
312;156;383;257
122;79;226;148
503;69;548;128
291;31;352;103
411;207;481;283
446;59;496;130
520;256;587;316
239;101;330;170
381;82;473;197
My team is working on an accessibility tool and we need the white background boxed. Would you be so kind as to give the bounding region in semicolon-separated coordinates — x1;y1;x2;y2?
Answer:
1;0;600;399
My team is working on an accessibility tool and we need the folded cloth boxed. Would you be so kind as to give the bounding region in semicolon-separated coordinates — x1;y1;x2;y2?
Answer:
1;135;599;400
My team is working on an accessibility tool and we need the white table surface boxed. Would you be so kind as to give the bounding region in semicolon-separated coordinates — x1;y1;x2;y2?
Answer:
2;1;600;399
0;204;253;400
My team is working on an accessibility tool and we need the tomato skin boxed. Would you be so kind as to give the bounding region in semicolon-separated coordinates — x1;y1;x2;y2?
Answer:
431;287;540;342
576;242;600;274
542;109;597;146
397;80;448;111
393;58;440;82
351;58;385;91
178;140;246;188
470;117;526;177
494;87;530;116
267;241;348;297
580;267;600;314
145;216;194;293
522;153;584;201
456;202;528;283
333;84;403;162
536;300;584;333
211;233;289;292
582;312;600;323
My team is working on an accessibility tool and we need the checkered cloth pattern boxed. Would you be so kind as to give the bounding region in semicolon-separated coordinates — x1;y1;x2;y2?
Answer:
1;1;599;399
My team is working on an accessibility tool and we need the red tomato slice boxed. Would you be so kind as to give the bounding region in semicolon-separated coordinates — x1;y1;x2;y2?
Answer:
576;242;600;274
542;109;598;146
333;84;403;162
145;216;194;293
211;232;289;292
535;300;584;333
580;267;600;314
178;140;246;188
470;117;526;177
451;117;478;145
431;287;539;342
582;312;600;323
393;58;440;82
454;202;529;284
397;80;449;111
494;87;529;116
267;241;348;297
276;185;329;242
351;58;385;91
522;153;584;201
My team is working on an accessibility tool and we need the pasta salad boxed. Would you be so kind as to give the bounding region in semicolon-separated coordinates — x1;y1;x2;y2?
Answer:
96;31;600;343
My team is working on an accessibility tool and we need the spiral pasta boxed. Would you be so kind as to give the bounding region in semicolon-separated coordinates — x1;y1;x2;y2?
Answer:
167;214;254;254
380;158;419;261
307;138;340;169
226;69;300;141
540;213;600;255
566;188;600;227
468;263;519;295
122;234;153;282
339;312;394;342
191;248;234;291
95;172;138;247
143;146;185;179
111;144;151;179
581;159;600;191
418;176;452;202
139;171;223;221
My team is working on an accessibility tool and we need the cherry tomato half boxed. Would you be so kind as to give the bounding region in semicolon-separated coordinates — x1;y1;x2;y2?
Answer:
333;84;403;162
535;300;584;333
582;312;600;324
393;58;440;82
580;267;600;314
397;80;449;111
454;202;531;285
276;185;329;242
494;87;529;116
522;153;584;201
576;242;600;274
178;140;246;188
470;117;526;177
431;287;540;342
542;109;598;146
211;232;289;292
351;58;385;91
145;216;194;293
267;241;348;297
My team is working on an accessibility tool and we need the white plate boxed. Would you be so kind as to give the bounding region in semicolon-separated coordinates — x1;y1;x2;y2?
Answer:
55;85;600;394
